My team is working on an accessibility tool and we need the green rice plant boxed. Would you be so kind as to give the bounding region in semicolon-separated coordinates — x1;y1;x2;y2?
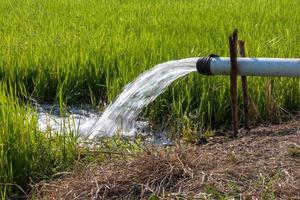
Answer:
0;84;78;198
0;0;299;128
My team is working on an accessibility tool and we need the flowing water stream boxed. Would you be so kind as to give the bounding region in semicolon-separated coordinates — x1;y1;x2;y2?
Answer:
80;58;198;138
38;58;198;139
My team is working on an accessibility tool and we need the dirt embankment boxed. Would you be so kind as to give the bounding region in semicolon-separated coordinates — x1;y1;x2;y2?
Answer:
35;118;300;199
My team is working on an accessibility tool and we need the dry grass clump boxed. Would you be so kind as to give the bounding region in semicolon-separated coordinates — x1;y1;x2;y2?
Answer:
35;148;197;199
35;118;300;199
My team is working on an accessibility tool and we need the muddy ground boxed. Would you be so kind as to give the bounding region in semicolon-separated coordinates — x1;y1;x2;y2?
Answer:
35;117;300;200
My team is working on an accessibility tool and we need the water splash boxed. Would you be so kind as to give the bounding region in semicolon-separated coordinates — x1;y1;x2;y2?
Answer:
37;104;99;133
80;58;198;138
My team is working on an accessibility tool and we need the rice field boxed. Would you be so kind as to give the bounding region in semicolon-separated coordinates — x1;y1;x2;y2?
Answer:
0;0;300;198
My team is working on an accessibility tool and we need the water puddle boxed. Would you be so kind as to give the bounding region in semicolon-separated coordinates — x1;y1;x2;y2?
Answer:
36;104;172;146
37;104;99;133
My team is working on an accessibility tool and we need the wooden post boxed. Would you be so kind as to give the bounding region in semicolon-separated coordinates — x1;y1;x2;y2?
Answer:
238;40;250;131
229;29;238;137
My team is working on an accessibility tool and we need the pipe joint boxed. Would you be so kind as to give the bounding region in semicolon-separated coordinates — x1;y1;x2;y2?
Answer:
196;54;218;75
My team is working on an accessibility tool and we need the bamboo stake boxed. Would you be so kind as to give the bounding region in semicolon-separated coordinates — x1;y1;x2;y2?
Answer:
229;29;238;137
238;40;250;131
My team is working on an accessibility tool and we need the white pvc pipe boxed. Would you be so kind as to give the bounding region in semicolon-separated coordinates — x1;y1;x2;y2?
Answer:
197;57;300;77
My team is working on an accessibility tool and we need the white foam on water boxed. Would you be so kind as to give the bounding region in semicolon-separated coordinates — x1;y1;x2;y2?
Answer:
37;104;99;133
